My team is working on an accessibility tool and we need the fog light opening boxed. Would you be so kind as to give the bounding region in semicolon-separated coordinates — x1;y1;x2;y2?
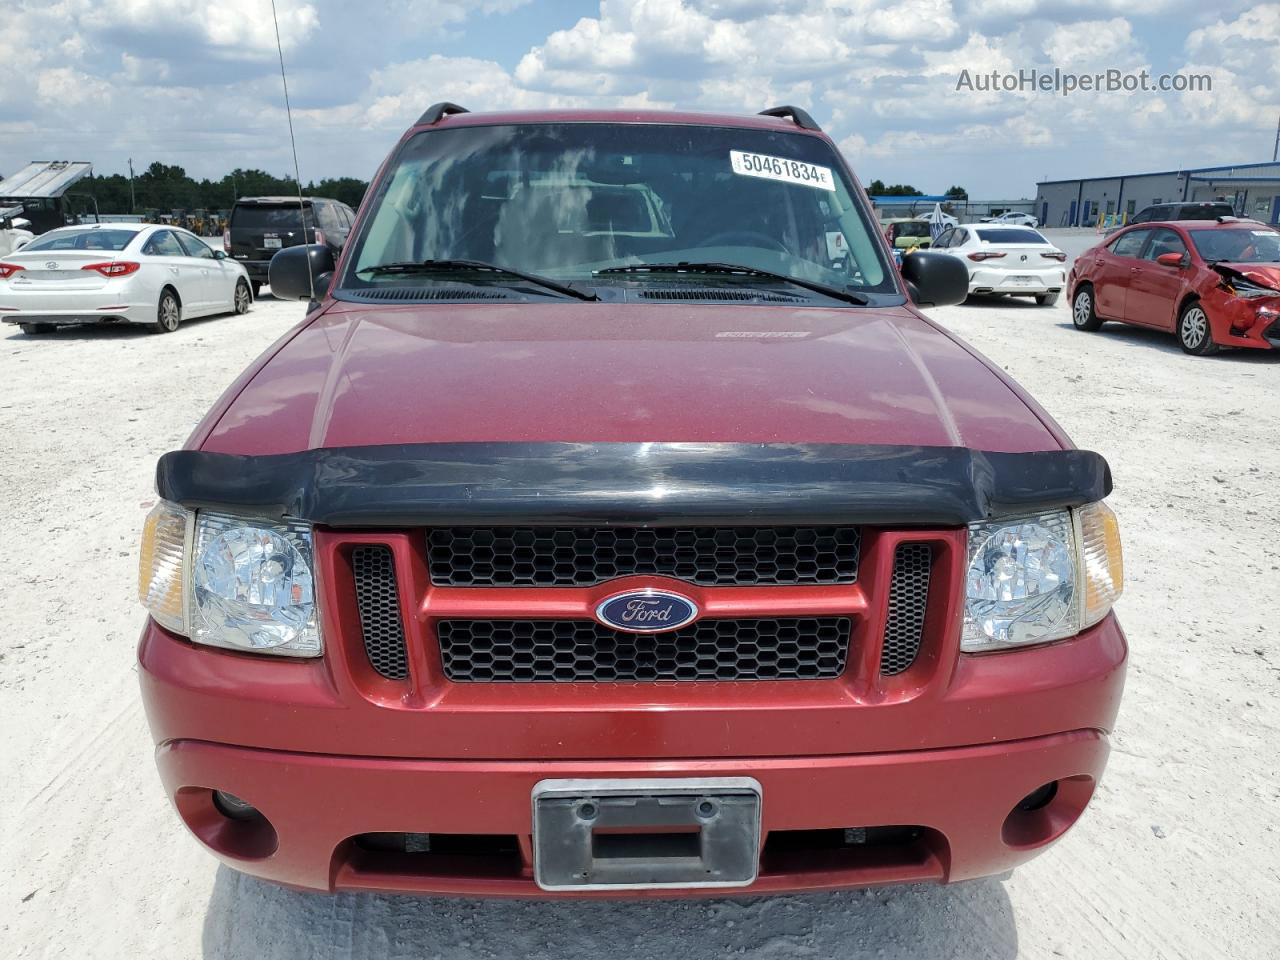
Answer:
174;786;279;860
213;790;260;821
1001;774;1095;850
1016;781;1058;813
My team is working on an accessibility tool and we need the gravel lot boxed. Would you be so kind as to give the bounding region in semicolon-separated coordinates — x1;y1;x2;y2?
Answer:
1;286;1277;960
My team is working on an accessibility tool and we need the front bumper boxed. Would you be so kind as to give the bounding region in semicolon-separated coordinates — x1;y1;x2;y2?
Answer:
1202;289;1280;350
140;610;1127;897
157;729;1108;897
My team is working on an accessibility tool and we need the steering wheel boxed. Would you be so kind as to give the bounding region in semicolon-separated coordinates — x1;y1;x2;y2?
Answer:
695;230;788;253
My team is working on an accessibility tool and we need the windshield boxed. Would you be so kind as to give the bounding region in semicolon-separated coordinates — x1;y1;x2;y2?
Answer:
343;123;894;299
22;228;137;252
1188;227;1280;263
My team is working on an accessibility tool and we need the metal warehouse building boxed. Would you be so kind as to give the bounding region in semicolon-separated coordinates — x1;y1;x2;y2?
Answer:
1035;161;1280;228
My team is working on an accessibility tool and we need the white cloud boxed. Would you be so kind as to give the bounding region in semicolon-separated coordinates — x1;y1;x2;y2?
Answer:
1185;6;1280;87
1042;17;1142;68
864;0;958;44
963;0;1249;21
36;67;114;105
360;55;567;129
2;0;1276;200
83;0;320;55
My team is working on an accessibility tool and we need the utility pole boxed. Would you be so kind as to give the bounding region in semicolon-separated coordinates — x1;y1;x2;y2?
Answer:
1273;115;1280;162
128;158;136;214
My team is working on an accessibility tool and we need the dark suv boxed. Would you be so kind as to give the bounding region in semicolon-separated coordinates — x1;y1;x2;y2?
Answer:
224;196;355;295
1127;201;1233;227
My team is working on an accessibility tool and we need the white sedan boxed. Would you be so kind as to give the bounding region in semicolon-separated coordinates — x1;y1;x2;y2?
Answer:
929;224;1068;305
0;222;252;335
979;211;1039;227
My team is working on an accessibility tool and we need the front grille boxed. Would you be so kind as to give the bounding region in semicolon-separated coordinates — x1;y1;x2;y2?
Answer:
438;617;851;682
426;526;861;587
880;543;933;676
351;545;409;680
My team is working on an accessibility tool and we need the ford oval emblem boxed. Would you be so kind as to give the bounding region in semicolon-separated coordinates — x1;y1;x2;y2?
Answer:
596;589;698;633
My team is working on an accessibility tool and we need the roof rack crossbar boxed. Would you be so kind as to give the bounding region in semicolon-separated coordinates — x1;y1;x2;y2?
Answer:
758;105;821;131
417;102;470;126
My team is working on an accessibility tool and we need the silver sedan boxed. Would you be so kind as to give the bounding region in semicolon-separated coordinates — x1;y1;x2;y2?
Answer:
0;222;253;335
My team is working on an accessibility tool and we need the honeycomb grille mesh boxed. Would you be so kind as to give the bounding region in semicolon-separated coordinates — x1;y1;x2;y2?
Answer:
437;618;851;682
880;543;933;676
426;526;861;587
351;545;409;680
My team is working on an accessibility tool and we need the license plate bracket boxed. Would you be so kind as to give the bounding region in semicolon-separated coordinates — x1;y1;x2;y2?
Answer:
532;778;762;891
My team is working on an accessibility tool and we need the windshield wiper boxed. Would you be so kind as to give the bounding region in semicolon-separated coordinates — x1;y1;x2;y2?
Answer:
357;258;599;302
594;261;870;306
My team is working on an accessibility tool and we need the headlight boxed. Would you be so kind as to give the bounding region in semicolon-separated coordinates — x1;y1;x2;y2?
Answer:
962;504;1122;653
138;501;322;657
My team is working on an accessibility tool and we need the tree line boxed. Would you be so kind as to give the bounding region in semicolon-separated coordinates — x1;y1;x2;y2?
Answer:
867;180;968;199
72;162;368;216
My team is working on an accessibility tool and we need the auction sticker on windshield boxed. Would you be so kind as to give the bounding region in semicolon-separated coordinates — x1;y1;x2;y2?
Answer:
730;151;835;191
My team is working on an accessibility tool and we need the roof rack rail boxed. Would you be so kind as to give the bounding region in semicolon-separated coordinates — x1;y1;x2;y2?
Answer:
417;102;470;126
758;105;821;131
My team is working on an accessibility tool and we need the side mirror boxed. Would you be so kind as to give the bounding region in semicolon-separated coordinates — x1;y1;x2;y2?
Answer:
1155;252;1185;268
212;249;228;260
268;243;336;301
900;250;969;307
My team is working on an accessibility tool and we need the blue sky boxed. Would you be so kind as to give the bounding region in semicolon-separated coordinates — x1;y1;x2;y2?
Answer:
2;0;1276;200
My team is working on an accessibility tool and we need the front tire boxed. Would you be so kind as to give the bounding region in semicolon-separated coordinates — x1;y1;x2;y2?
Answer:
20;322;55;335
1072;286;1103;331
1177;301;1218;356
234;279;252;315
1036;292;1060;307
151;289;181;334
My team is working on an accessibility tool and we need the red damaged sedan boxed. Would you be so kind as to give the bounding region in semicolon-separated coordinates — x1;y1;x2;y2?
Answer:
1070;218;1280;355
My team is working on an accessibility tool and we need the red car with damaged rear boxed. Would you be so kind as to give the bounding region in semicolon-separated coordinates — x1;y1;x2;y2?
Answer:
1069;217;1280;355
136;104;1127;898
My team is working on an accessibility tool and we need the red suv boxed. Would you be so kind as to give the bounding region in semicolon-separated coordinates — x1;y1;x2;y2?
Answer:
1070;218;1280;355
137;104;1126;898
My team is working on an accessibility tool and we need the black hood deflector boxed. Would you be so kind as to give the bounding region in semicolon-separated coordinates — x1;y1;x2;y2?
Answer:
156;443;1111;528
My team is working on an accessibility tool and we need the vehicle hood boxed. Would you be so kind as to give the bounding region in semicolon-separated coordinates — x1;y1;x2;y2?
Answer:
1212;262;1280;292
199;301;1063;455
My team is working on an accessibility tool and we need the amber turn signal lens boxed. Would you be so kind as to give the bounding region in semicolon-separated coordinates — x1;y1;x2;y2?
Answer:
139;500;190;633
1078;501;1123;627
